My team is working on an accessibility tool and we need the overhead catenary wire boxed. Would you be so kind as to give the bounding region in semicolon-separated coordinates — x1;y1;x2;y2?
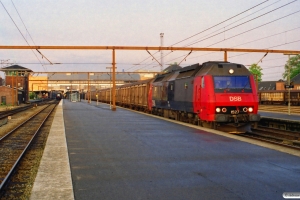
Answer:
182;26;300;63
1;1;298;77
170;0;271;47
226;39;300;60
185;26;300;63
185;1;298;47
159;8;300;69
11;0;53;67
262;65;285;69
232;27;300;48
1;0;52;70
156;38;300;70
130;0;272;72
184;0;283;48
205;10;300;48
134;1;298;72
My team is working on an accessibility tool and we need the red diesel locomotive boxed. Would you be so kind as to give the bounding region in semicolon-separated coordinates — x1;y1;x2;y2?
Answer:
92;61;260;133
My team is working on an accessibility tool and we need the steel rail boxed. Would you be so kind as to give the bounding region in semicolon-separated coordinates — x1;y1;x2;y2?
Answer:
0;103;57;191
241;131;300;150
0;104;33;120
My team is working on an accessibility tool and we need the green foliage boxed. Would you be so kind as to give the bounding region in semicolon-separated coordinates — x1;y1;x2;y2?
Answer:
248;63;263;82
283;55;300;80
29;92;37;99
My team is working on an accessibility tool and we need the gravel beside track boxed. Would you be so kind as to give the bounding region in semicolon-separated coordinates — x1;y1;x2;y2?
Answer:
0;106;46;137
0;103;57;199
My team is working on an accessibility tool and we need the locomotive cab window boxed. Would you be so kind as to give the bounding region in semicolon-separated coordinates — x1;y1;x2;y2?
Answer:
214;76;252;93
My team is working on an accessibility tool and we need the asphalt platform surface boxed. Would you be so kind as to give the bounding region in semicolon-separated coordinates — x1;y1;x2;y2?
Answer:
63;100;300;200
259;110;300;122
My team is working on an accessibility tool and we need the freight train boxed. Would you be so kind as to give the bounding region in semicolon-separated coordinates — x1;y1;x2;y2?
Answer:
48;90;64;100
91;61;260;133
259;90;300;105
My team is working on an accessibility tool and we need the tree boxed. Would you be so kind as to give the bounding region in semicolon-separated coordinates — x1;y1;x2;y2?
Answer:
282;54;300;80
248;63;263;82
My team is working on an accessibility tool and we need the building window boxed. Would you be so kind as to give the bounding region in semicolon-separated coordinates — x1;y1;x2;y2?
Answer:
1;96;6;105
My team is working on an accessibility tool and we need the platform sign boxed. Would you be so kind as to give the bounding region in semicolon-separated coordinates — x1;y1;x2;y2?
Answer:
285;85;294;89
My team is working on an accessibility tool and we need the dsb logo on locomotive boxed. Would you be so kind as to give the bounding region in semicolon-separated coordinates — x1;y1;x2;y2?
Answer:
229;96;242;101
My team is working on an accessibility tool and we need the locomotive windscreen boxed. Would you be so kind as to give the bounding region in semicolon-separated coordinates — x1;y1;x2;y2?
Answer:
214;76;252;93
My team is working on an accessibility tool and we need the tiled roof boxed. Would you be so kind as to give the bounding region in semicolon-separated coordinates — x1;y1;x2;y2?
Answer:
0;65;33;72
258;81;277;90
291;73;300;84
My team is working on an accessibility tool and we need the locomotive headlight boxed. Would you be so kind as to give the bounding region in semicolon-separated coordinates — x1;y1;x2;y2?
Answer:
229;69;234;74
248;107;253;112
243;107;248;112
222;108;227;113
216;107;221;113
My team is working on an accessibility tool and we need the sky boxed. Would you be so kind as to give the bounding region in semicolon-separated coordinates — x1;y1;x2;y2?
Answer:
0;0;299;81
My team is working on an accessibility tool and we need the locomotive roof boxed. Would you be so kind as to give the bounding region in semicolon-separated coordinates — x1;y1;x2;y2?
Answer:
175;63;203;79
178;63;200;73
162;64;182;73
153;70;180;82
196;61;250;76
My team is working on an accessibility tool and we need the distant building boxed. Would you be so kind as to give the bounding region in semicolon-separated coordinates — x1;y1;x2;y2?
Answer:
46;72;142;91
291;73;300;90
1;65;32;90
0;65;32;104
135;70;157;80
0;76;3;86
29;75;48;91
257;81;277;91
0;86;19;105
258;74;300;91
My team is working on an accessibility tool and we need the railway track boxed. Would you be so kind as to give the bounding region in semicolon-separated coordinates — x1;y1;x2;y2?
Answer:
0;104;33;120
240;126;300;150
0;99;54;126
259;105;300;114
0;101;58;199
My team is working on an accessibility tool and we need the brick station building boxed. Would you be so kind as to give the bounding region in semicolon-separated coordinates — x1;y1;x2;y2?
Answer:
0;65;32;106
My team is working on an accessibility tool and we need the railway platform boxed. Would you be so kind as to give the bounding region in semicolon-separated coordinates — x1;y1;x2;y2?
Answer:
30;99;300;200
258;110;300;132
259;110;300;122
30;100;74;200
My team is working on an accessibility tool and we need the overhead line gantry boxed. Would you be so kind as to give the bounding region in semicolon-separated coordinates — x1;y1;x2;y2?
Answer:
1;45;300;111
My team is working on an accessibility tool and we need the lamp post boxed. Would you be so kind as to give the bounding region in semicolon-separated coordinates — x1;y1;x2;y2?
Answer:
106;67;117;109
106;67;112;109
288;55;291;115
284;53;299;115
